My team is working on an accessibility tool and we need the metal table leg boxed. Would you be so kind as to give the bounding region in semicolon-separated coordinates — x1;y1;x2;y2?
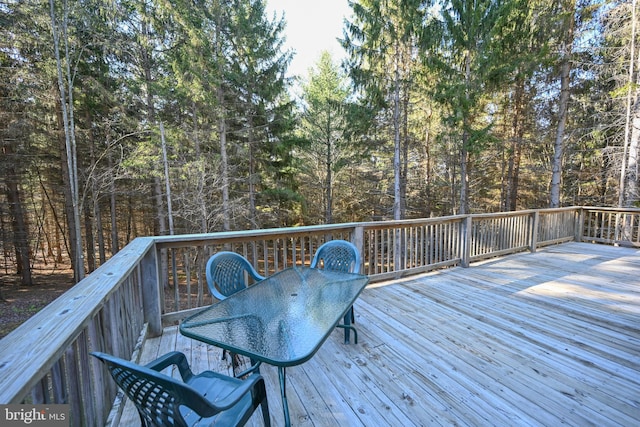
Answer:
337;310;358;344
278;366;291;427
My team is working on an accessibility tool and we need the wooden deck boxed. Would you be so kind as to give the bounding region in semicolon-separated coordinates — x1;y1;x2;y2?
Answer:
123;242;640;426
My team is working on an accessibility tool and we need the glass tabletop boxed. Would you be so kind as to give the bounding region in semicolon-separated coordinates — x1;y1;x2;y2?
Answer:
180;266;369;367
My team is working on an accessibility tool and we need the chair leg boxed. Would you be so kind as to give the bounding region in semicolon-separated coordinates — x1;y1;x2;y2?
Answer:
252;376;271;427
260;394;271;427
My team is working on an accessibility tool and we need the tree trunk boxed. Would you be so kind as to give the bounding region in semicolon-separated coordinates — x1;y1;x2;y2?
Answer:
393;50;402;221
460;51;472;215
248;115;258;229
153;176;166;235
83;197;95;272
95;194;105;265
214;5;230;232
107;149;119;254
392;43;404;273
93;128;105;264
192;102;208;233
401;84;410;217
86;112;97;271
3;145;32;285
550;0;575;208
421;111;433;216
325;109;333;224
54;95;80;277
50;0;84;281
620;0;639;208
506;79;525;211
138;10;166;237
623;102;640;206
160;122;174;235
459;145;470;215
218;105;231;232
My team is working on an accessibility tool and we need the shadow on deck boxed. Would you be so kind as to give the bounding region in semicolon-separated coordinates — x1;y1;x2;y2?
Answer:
121;242;640;426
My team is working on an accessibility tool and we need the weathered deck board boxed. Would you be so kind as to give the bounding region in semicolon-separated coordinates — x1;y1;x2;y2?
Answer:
122;242;640;426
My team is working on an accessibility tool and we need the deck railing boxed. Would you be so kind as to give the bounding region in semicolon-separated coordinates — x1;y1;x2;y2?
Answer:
0;206;638;426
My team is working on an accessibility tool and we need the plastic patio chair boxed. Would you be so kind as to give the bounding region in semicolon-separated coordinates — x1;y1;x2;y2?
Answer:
205;251;265;301
92;351;270;427
310;240;362;343
310;240;361;274
205;251;265;366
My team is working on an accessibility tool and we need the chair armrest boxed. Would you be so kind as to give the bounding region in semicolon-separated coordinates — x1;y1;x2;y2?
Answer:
145;351;194;381
251;271;266;281
233;360;262;378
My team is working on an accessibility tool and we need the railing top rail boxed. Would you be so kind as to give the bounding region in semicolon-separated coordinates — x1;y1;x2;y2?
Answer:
0;237;156;403
152;217;467;249
581;206;640;213
358;215;464;228
152;222;363;248
151;208;590;249
470;206;582;219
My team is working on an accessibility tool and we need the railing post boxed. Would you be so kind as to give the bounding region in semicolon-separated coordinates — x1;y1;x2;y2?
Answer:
141;241;162;337
530;211;539;253
576;207;585;242
352;225;365;274
394;226;402;276
461;215;472;268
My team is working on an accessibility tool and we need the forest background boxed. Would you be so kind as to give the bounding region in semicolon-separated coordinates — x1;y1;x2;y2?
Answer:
0;0;639;291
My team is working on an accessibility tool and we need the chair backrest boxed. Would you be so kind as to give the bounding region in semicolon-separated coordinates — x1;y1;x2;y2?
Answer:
205;251;265;300
92;352;216;427
310;240;361;274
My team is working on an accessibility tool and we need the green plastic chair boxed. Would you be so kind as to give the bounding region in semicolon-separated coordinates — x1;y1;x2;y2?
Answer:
92;351;270;427
310;240;361;274
310;240;362;343
206;252;265;301
205;252;265;366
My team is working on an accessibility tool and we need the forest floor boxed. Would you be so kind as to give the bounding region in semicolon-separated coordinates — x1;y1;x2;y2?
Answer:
0;267;74;339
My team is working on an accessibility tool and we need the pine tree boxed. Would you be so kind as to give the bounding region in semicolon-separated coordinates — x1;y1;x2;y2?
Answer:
343;0;428;220
432;0;507;214
224;0;295;229
299;52;352;224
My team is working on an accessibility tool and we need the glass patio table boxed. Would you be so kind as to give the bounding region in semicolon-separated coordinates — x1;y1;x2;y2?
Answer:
179;266;369;427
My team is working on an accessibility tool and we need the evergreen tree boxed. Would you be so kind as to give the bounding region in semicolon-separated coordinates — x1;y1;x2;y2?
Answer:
0;1;38;285
343;0;429;220
224;0;296;229
299;51;352;224
431;0;507;214
604;0;640;208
